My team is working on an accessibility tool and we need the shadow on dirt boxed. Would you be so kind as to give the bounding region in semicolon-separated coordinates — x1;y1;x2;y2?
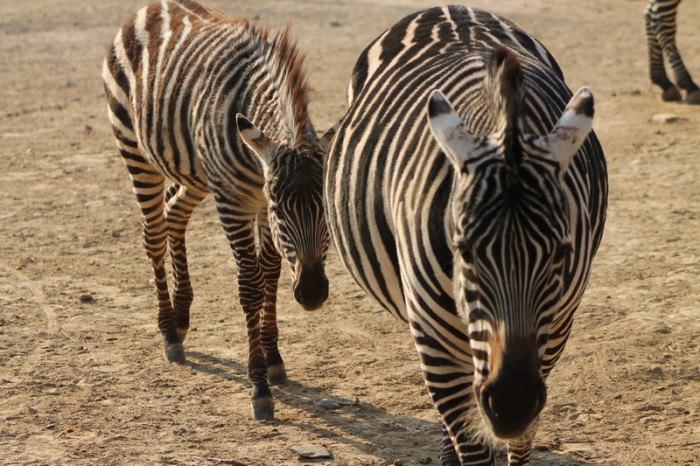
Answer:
185;351;598;466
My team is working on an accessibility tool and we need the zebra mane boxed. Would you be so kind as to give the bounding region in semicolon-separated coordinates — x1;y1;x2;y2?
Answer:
485;46;525;167
265;27;313;147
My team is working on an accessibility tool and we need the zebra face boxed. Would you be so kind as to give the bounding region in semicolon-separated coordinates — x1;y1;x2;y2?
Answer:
265;151;329;311
428;87;594;439
237;114;329;311
453;160;570;439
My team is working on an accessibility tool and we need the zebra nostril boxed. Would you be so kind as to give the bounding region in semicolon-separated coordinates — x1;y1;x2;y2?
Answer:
481;387;497;421
294;286;304;304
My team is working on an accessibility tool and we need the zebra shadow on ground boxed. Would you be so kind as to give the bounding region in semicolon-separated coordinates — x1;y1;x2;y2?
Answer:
186;351;598;466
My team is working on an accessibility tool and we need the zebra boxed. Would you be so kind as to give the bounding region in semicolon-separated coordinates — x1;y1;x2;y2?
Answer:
645;0;700;104
324;6;607;465
102;0;332;420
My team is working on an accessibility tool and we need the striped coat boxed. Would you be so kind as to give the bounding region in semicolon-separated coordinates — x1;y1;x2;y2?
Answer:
325;6;607;465
103;0;330;421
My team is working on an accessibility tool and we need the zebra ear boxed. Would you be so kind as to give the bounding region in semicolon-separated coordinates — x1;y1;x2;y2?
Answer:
319;120;340;154
427;90;495;173
533;87;594;175
236;113;278;167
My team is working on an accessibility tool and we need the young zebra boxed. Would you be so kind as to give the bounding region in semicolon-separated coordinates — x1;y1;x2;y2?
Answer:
325;6;607;465
645;0;700;103
103;0;331;420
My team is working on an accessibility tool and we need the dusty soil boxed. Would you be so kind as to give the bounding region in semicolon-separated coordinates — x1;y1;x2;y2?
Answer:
1;0;698;465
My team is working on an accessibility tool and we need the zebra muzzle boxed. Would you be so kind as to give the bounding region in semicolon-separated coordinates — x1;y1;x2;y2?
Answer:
293;262;328;311
479;368;547;439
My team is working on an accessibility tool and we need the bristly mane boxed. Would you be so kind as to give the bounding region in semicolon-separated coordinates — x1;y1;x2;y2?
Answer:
486;46;525;167
265;27;313;147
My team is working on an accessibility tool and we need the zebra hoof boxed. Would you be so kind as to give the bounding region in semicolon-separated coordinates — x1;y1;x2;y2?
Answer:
267;364;288;385
684;90;700;105
252;398;275;420
661;86;682;102
164;342;186;364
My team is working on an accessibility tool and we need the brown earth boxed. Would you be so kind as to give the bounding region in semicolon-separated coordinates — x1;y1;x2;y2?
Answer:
1;0;698;465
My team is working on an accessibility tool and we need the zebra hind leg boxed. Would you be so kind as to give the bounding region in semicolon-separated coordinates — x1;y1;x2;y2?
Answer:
165;184;207;346
645;4;682;102
257;220;286;385
122;156;184;362
658;10;700;104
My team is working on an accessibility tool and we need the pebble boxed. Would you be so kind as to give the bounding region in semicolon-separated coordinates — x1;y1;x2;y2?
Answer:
651;113;685;124
80;293;94;303
318;398;341;410
290;444;332;459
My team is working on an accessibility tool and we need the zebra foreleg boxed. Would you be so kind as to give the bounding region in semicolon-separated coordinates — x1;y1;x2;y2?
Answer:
413;324;494;465
238;259;273;420
165;185;207;344
439;424;461;466
506;418;538;466
257;218;286;385
219;206;275;420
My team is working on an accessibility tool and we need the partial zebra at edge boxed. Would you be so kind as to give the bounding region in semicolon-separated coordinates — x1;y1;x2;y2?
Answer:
645;0;700;104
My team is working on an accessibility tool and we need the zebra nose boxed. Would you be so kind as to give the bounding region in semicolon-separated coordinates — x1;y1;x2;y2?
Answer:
293;263;328;311
480;371;547;439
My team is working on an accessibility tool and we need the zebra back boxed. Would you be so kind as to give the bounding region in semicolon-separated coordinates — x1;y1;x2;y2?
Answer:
103;0;322;197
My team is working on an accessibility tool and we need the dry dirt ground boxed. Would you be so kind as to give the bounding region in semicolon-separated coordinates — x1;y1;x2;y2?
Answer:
1;0;698;465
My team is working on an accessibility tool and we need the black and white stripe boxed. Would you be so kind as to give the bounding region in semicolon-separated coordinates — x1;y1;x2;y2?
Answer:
325;6;607;465
103;0;331;421
645;0;700;104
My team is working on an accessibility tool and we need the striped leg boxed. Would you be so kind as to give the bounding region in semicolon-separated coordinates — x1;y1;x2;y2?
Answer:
257;213;286;385
645;4;681;101
165;184;208;345
412;321;494;466
439;424;461;466
121;152;184;362
507;419;538;466
646;0;700;103
215;195;273;420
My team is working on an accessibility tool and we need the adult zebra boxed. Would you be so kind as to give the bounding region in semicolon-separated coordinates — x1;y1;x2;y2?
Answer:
645;0;700;104
325;6;607;465
103;0;331;420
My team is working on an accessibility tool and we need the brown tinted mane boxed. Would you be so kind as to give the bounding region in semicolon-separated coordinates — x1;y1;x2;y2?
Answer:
267;27;312;145
487;45;525;167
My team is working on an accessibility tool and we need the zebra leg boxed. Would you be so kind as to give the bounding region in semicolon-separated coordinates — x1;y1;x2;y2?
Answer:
439;424;461;466
506;418;538;466
216;197;273;420
121;154;184;362
651;0;700;103
412;321;495;465
257;215;286;385
645;2;681;101
165;184;208;345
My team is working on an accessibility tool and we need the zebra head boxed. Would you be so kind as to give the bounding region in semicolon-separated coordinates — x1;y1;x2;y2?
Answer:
236;114;331;311
427;48;594;440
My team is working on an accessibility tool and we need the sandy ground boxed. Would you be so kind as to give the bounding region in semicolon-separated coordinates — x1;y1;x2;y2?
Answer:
1;0;698;465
